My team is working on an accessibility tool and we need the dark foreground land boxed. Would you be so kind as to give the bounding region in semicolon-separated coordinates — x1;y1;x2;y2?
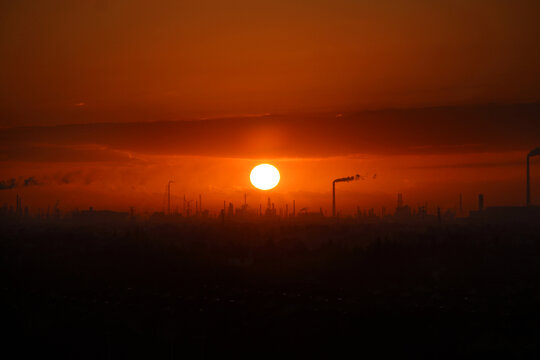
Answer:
2;218;540;358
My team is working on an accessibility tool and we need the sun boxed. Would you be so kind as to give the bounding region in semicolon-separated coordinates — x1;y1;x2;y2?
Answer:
250;164;280;190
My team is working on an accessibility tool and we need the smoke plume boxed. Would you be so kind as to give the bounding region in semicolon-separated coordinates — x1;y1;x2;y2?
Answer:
0;178;17;190
0;176;41;190
528;147;540;157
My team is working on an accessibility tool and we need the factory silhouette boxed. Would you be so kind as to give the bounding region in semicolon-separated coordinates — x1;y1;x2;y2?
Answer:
5;190;540;226
3;148;539;225
2;147;540;359
3;0;540;356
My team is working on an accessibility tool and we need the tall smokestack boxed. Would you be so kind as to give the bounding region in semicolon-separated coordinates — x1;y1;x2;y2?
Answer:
332;175;359;217
332;182;335;217
293;200;295;217
527;147;540;206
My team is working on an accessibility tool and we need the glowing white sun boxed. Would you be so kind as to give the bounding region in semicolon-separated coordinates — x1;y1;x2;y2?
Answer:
250;164;280;190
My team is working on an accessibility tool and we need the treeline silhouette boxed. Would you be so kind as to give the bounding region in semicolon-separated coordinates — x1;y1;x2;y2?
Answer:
2;219;540;358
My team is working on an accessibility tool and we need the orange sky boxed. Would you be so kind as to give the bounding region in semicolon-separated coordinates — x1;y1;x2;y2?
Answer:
1;149;539;215
1;107;539;214
1;1;539;213
2;1;540;126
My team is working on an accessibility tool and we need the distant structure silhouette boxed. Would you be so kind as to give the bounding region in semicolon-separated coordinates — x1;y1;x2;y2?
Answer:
478;194;484;211
15;193;21;217
167;180;174;215
527;147;540;206
394;193;411;220
332;175;359;217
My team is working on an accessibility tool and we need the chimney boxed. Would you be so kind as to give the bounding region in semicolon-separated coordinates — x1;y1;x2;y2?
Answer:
332;175;358;217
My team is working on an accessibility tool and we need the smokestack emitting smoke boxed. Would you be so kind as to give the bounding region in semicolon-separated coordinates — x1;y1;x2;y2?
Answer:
332;174;360;217
527;147;540;206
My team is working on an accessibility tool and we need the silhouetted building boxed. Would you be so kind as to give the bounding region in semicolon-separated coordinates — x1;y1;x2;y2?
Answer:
470;205;540;224
73;207;129;224
395;193;411;220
